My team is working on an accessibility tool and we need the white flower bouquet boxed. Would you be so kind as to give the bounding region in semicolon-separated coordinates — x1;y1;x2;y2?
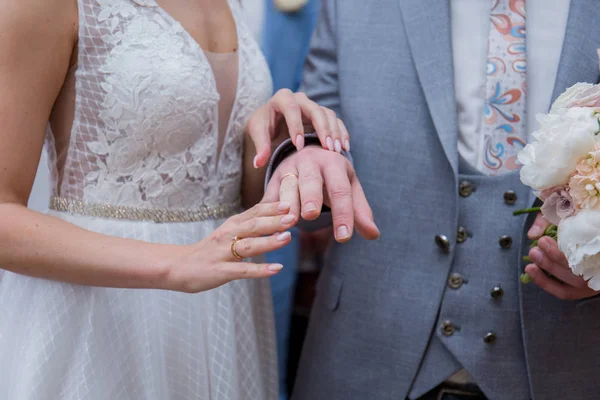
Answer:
518;83;600;289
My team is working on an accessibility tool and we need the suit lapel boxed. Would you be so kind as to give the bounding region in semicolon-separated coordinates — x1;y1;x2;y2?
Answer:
525;0;600;207
551;0;600;102
398;0;458;175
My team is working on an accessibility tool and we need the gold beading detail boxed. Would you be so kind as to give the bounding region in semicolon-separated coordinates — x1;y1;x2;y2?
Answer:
49;197;241;223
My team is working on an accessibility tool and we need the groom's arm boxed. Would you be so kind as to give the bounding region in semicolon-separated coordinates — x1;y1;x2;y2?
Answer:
264;0;347;231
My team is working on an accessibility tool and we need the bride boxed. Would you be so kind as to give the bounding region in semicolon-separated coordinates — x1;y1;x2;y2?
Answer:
0;0;349;398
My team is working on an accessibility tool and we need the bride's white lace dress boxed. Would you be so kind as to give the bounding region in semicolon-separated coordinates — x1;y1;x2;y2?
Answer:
0;0;277;399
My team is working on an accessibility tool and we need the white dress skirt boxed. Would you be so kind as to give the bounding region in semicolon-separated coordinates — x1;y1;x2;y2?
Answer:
0;212;277;400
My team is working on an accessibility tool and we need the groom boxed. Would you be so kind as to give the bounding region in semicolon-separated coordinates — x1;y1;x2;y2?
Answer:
264;0;600;399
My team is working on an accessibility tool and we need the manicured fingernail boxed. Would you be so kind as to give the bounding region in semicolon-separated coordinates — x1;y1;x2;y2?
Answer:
253;155;259;168
336;225;350;240
304;202;317;213
276;231;291;242
296;134;305;151
344;139;350;151
334;139;342;153
278;202;291;211
268;264;283;271
281;214;295;225
529;226;542;237
326;136;334;151
530;248;543;264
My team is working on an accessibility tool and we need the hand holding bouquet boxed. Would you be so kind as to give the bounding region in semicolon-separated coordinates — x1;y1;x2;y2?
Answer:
518;83;600;291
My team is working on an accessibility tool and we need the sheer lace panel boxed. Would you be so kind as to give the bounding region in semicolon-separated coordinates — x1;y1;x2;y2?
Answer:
204;51;239;163
44;0;272;211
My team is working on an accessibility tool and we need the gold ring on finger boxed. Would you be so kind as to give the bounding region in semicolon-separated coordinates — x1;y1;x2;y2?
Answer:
281;173;298;183
231;236;244;260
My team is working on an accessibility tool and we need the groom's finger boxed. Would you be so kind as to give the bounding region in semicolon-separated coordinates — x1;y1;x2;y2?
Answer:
529;247;584;288
297;159;323;221
279;171;301;222
525;264;580;300
350;174;380;240
538;236;569;268
323;164;354;243
528;213;550;239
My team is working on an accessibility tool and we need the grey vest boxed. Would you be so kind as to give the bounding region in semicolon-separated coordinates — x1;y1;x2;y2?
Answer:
409;163;530;399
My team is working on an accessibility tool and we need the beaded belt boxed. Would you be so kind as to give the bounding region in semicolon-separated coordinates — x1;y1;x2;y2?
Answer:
49;197;242;223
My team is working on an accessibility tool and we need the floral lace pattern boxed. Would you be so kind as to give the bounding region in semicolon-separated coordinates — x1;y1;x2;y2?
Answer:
47;0;272;209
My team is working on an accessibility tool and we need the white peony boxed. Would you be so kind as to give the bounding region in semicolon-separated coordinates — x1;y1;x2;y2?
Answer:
518;107;599;190
558;209;600;290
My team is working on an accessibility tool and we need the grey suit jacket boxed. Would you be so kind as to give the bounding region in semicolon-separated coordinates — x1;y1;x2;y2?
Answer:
267;1;600;399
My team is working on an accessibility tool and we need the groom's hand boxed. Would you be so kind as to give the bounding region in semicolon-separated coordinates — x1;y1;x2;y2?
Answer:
526;214;597;300
263;146;379;243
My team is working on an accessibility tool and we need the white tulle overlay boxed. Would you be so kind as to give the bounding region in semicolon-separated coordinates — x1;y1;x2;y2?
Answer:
0;0;277;398
0;213;277;399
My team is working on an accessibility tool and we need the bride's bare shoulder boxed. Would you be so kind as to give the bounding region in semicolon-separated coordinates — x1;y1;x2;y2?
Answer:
0;0;78;46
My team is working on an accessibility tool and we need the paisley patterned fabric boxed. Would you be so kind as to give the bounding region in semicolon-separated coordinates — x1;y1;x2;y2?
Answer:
480;0;527;174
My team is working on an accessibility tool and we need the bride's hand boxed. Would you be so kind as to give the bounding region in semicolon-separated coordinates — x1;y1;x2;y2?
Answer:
165;201;297;293
246;89;350;169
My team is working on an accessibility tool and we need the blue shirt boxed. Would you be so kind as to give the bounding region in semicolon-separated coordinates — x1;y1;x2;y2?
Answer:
261;0;321;92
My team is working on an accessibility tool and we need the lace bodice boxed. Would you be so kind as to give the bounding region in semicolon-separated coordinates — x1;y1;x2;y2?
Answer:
45;0;272;211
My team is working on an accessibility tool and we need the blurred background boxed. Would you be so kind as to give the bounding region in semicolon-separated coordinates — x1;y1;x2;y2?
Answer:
28;2;327;400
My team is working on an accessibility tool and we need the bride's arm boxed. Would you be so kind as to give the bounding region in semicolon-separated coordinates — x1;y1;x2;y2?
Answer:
0;0;290;292
0;0;177;288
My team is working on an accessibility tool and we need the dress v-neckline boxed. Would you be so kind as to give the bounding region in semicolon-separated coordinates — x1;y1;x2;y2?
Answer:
149;0;243;170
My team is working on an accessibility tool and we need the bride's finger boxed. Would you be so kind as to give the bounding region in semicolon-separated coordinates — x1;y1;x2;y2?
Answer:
294;93;330;150
229;232;292;260
270;89;305;150
220;261;284;282
279;171;301;219
233;213;297;239
235;201;290;224
338;118;350;151
246;107;272;168
322;106;342;153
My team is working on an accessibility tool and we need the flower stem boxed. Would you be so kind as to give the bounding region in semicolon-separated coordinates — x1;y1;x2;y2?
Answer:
522;255;532;263
520;273;532;284
512;207;541;216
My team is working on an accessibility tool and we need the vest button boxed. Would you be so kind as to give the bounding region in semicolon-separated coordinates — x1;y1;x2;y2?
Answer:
459;181;474;197
456;227;468;243
499;235;513;249
435;235;450;253
490;286;504;299
441;320;455;336
484;332;497;344
504;190;517;205
448;273;463;289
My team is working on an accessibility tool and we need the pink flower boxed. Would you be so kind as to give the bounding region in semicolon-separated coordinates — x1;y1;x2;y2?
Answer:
541;186;576;225
569;150;600;210
551;83;600;113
